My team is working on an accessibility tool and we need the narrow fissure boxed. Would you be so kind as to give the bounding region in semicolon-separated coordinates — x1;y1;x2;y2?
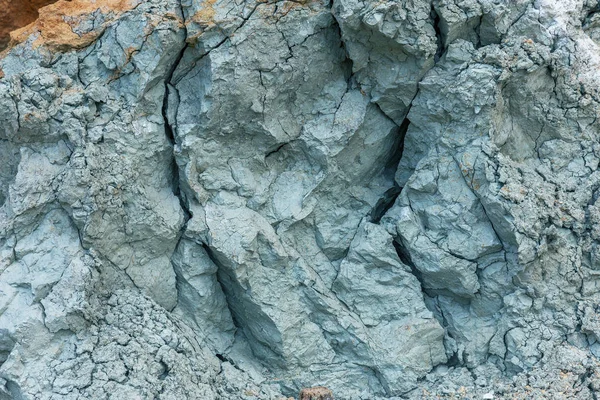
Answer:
583;4;600;26
392;240;424;287
370;185;401;223
370;117;410;223
474;14;484;49
162;42;189;219
200;244;243;335
202;242;287;369
162;1;192;318
161;0;190;210
393;238;459;365
430;5;445;63
158;360;170;380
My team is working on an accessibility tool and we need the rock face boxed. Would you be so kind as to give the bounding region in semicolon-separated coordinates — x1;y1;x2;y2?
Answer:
1;0;600;398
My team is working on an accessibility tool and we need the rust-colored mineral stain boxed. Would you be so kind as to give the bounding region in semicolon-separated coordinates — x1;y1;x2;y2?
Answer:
188;0;217;26
0;0;59;50
4;0;137;53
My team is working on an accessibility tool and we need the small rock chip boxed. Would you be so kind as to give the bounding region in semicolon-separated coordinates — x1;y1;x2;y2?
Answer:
299;386;334;400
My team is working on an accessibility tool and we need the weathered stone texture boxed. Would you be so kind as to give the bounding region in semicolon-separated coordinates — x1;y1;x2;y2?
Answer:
0;0;600;399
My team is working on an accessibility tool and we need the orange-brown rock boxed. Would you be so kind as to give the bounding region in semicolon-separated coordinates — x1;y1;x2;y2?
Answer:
6;0;138;53
0;0;58;50
299;387;334;400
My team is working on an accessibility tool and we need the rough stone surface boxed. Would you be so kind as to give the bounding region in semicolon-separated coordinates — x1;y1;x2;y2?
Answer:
1;0;600;399
0;0;58;51
300;386;334;400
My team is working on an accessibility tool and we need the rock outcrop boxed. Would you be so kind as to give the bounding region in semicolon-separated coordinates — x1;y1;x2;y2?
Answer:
1;0;600;398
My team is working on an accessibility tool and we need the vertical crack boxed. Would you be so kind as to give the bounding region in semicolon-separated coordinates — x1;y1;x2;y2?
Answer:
369;185;401;223
392;240;426;294
200;244;242;335
369;117;410;223
393;233;459;366
430;4;445;63
162;0;191;316
200;243;285;366
162;1;190;222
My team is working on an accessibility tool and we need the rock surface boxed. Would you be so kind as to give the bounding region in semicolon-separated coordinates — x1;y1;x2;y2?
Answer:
0;0;599;398
0;0;58;50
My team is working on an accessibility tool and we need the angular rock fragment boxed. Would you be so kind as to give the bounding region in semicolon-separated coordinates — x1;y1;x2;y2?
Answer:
299;386;334;400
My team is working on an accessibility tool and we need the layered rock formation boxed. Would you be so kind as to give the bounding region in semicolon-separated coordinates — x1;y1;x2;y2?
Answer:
1;0;600;398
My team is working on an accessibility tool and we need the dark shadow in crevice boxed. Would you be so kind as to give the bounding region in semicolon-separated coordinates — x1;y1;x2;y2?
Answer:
369;117;410;223
430;4;446;63
370;185;401;223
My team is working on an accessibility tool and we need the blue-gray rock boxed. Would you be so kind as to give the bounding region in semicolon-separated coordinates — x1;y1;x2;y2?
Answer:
1;0;600;398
